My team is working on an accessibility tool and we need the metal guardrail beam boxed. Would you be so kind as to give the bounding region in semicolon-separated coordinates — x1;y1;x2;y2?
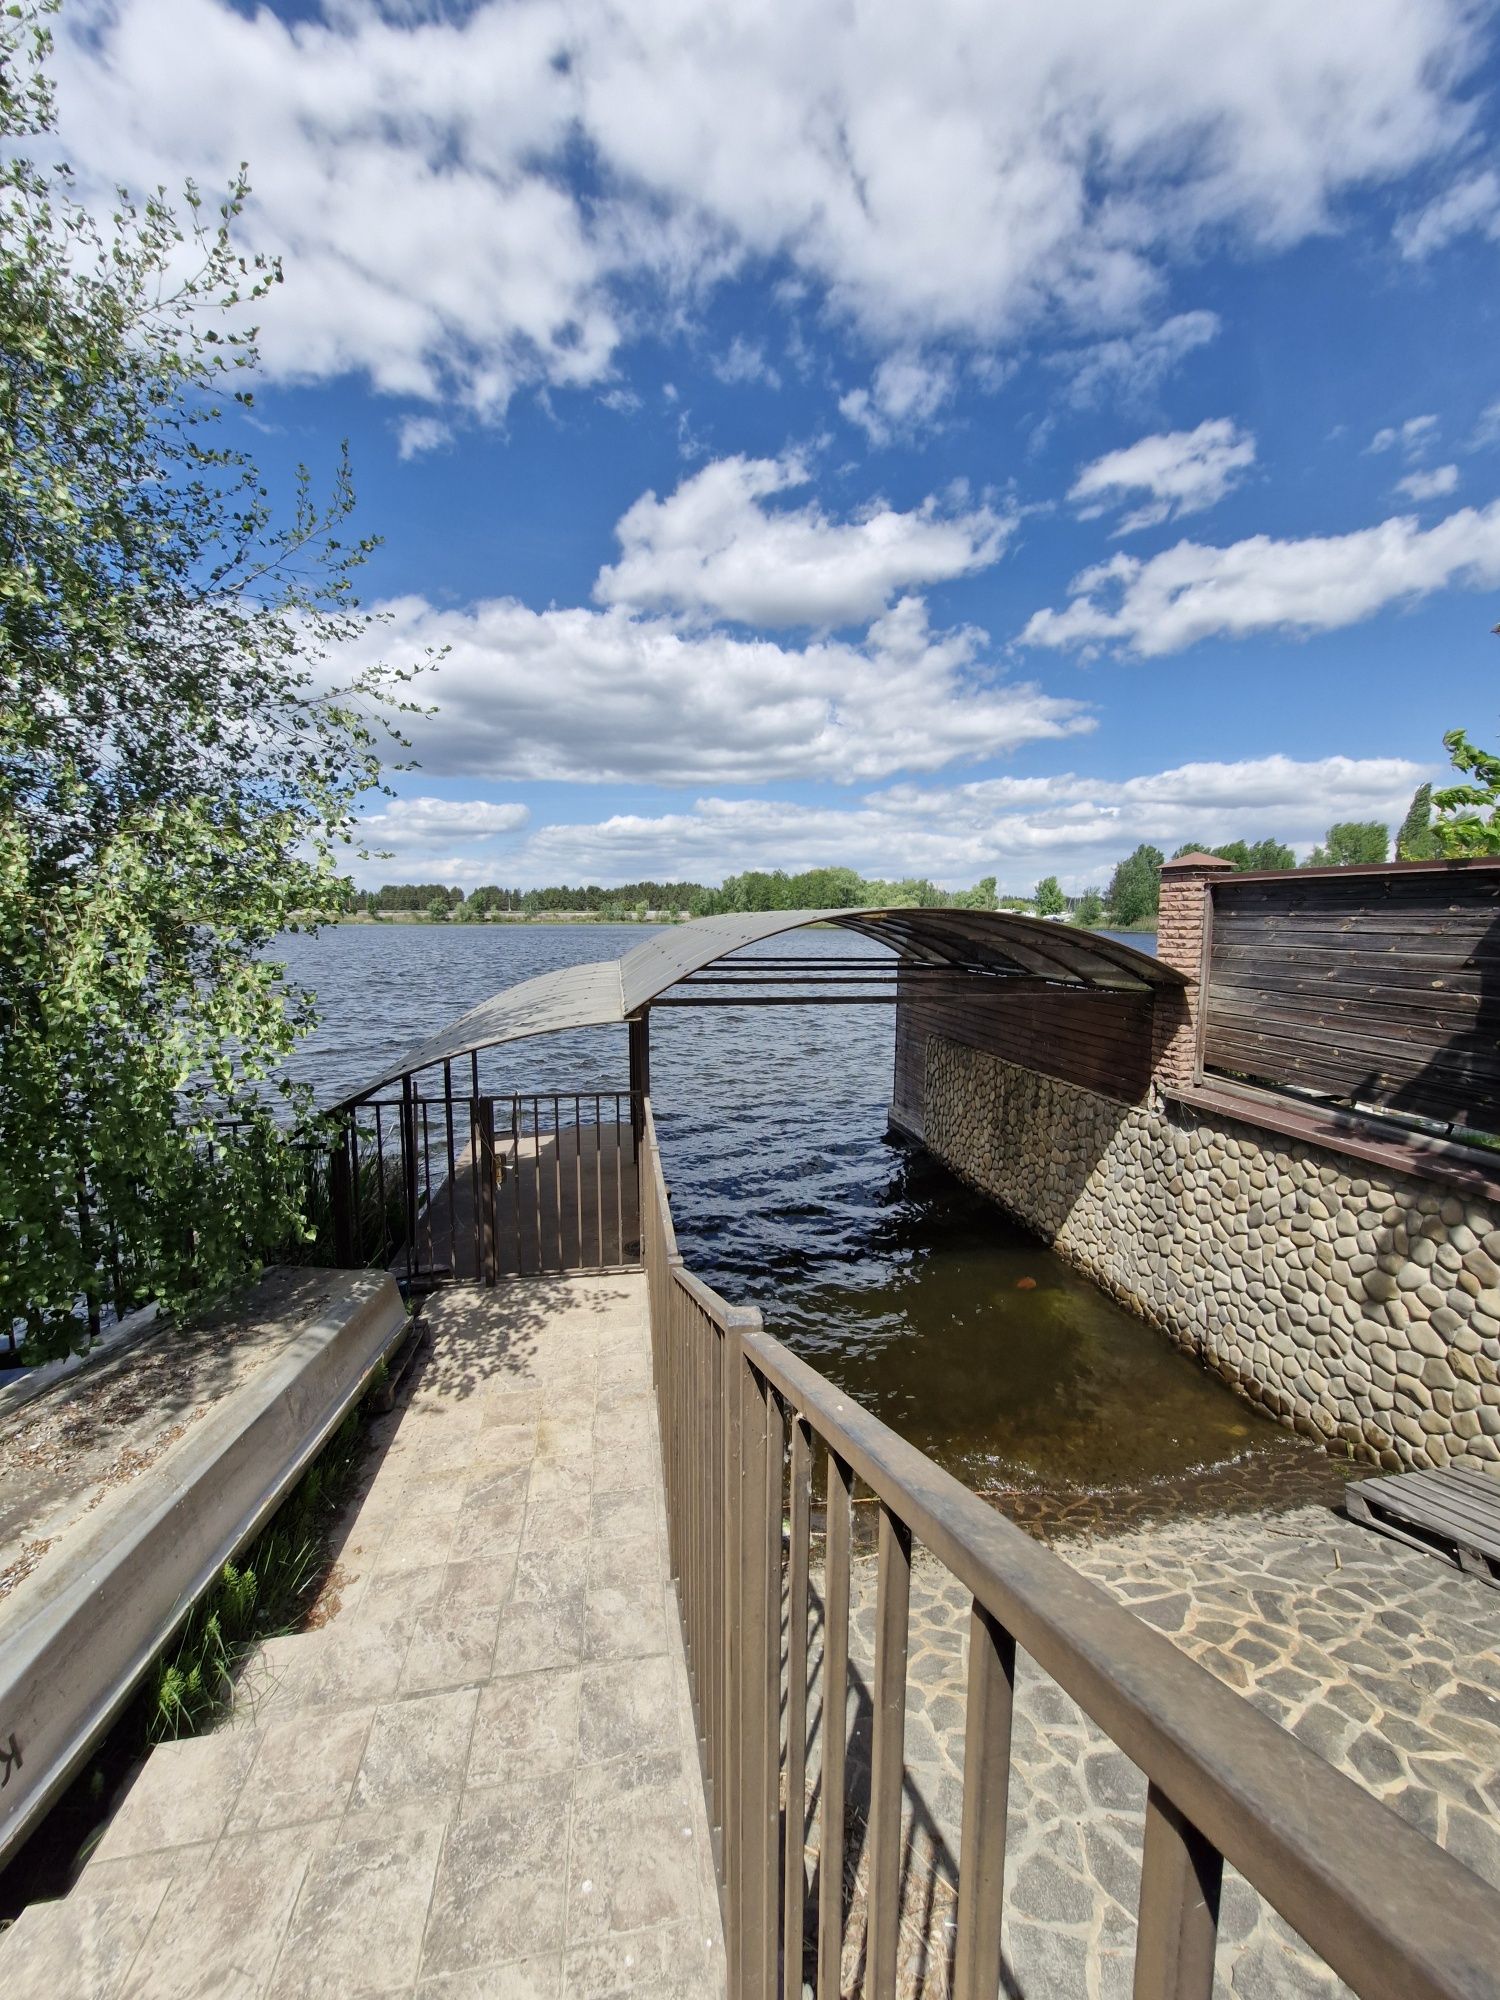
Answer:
639;1098;1500;2000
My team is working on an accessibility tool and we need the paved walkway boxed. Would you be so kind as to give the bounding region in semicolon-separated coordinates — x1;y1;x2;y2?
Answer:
0;1276;724;1999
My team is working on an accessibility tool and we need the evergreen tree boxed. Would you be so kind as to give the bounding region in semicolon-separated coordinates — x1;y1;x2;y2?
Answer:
1395;784;1440;860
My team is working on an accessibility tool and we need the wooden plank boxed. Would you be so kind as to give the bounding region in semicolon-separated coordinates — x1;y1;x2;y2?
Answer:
897;981;1154;1105
1345;1468;1500;1588
817;1452;854;2000
952;1603;1016;2000
1173;1080;1500;1205
1351;1477;1500;1540
866;1505;912;2000
1132;1783;1222;2000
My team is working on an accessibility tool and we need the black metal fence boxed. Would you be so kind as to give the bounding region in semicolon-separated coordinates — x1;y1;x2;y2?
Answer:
328;1079;641;1284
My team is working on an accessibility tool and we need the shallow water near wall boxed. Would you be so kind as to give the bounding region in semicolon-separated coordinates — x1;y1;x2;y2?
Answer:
277;921;1355;1535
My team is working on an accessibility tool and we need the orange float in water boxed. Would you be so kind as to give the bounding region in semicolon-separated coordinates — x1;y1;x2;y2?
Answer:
1015;1277;1037;1290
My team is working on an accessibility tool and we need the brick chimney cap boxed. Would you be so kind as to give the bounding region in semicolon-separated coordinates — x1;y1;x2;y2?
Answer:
1162;850;1236;872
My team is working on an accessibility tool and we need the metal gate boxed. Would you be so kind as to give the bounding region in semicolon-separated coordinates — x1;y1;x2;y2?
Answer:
329;1086;642;1284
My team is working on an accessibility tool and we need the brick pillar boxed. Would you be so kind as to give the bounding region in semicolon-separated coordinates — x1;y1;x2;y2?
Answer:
1150;852;1235;1093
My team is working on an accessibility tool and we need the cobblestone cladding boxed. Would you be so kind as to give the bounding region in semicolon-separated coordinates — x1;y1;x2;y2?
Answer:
921;1036;1500;1473
787;1510;1500;2000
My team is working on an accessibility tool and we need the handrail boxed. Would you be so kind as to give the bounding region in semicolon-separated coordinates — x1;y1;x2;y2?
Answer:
639;1097;1500;2000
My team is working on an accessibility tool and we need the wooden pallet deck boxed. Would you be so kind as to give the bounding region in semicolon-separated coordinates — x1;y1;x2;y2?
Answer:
1345;1465;1500;1588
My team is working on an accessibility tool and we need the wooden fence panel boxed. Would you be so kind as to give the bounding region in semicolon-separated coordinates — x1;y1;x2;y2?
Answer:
1203;863;1500;1129
894;980;1156;1134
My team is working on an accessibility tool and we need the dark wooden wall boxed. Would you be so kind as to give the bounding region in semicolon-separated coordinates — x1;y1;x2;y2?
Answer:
893;978;1156;1135
1203;862;1500;1130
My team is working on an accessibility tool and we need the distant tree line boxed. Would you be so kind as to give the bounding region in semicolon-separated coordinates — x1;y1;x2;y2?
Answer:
349;763;1498;933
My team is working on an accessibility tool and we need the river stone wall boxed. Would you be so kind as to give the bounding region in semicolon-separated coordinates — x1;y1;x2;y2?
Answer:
922;1034;1500;1472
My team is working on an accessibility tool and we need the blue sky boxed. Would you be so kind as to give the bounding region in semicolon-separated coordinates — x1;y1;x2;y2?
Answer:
52;0;1500;890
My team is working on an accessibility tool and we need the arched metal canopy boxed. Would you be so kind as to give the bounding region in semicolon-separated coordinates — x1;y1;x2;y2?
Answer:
333;906;1180;1108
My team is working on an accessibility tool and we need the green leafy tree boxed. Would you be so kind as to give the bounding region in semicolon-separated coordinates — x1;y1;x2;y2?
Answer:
1106;845;1165;929
1;11;418;1353
1306;821;1389;866
1033;875;1065;917
1242;838;1296;871
1395;784;1441;860
1171;838;1294;871
1434;729;1500;855
1074;888;1104;927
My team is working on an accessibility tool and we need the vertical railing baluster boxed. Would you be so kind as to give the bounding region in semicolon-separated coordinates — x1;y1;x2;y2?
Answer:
401;1077;418;1285
724;1321;746;2000
739;1360;771;2000
953;1602;1017;2000
573;1093;583;1269
784;1416;813;1991
1133;1784;1222;2000
477;1098;498;1286
532;1095;544;1274
615;1093;625;1264
867;1504;912;2000
373;1104;389;1263
511;1097;523;1277
818;1451;853;2000
421;1098;433;1274
443;1059;457;1277
554;1094;564;1271
595;1094;604;1267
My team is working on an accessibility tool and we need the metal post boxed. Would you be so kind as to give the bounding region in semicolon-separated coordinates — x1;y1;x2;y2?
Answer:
329;1123;357;1268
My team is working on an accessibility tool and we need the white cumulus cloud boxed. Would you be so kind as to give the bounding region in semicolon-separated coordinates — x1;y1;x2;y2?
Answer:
593;455;1011;628
1368;414;1439;456
395;415;454;461
1397;168;1500;258
1395;463;1460;501
359;798;531;848
49;0;1482;414
1070;419;1256;534
348;591;1092;786
1049;312;1223;407
1022;501;1500;656
840;353;958;445
483;754;1429;890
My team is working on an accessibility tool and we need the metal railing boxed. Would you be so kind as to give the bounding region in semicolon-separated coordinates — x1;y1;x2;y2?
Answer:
329;1082;641;1283
640;1099;1500;2000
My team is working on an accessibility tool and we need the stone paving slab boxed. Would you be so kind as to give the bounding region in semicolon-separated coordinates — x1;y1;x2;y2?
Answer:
0;1276;724;2000
786;1500;1500;1999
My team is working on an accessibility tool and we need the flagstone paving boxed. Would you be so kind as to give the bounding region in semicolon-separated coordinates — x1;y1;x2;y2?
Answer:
787;1500;1500;1999
0;1276;725;2000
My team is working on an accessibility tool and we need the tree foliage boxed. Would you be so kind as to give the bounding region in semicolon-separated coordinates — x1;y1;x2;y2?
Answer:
1307;821;1389;867
1033;875;1065;917
1173;838;1296;872
1394;784;1440;861
1106;845;1164;928
1;10;417;1353
1074;888;1104;927
1433;729;1500;856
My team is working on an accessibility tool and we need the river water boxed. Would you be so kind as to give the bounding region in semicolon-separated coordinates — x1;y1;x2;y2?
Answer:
275;921;1353;1536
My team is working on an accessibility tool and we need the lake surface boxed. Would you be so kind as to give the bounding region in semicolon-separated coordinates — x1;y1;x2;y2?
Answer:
275;921;1351;1535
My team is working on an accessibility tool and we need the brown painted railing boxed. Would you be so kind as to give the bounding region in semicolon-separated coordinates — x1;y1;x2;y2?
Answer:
641;1099;1500;2000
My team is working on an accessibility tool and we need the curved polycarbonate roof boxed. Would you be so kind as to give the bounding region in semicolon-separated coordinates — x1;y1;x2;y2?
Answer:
333;906;1181;1106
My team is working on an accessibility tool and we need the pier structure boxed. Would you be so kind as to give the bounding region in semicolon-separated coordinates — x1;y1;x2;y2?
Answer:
5;871;1500;1999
